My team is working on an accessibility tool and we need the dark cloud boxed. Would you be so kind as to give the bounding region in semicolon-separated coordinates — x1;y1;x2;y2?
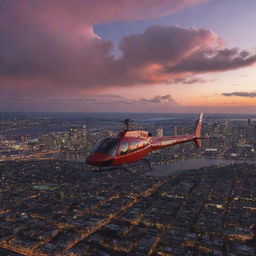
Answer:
222;92;256;98
170;47;256;73
117;26;256;84
119;26;221;66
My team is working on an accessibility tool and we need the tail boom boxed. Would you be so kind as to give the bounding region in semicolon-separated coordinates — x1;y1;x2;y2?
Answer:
151;113;204;150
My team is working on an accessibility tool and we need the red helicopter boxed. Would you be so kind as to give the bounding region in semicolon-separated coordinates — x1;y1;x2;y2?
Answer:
86;114;203;169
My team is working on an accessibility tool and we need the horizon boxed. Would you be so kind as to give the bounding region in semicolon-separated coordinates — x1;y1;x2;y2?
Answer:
1;111;256;117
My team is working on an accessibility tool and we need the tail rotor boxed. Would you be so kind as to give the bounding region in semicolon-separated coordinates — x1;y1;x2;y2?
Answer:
193;113;204;148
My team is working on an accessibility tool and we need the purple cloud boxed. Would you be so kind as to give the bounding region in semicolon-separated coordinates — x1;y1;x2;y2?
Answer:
222;92;256;98
170;48;256;73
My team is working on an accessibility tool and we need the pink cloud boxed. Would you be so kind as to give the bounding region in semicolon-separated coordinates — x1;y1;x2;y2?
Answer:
6;1;208;25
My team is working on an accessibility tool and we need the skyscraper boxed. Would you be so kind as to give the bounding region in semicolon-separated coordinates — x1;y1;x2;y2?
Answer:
156;128;164;137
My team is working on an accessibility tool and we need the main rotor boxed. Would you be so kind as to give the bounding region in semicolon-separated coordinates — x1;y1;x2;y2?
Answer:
117;118;133;131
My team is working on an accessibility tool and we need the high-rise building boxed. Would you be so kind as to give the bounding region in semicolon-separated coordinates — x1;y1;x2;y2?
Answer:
156;128;164;137
68;127;79;150
207;116;213;127
212;122;220;136
81;124;88;150
238;126;246;139
82;125;87;138
67;125;88;151
174;125;178;136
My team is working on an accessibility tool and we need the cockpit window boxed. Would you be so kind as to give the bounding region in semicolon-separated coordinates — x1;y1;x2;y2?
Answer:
130;140;138;152
92;138;119;156
119;141;129;155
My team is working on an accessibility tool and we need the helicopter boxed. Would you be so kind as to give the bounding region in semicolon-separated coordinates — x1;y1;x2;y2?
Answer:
86;113;204;170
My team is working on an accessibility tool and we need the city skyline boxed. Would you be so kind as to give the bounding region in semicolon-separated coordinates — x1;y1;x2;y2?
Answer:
0;0;256;113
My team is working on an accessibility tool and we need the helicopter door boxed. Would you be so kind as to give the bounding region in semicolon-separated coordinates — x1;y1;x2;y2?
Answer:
130;140;139;153
118;141;129;156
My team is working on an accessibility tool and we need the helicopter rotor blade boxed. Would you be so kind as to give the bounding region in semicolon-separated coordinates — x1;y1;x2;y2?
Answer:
115;119;137;123
114;119;137;130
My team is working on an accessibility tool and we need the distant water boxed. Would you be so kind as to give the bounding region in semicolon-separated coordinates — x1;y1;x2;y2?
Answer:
54;153;256;177
149;158;256;177
140;117;177;122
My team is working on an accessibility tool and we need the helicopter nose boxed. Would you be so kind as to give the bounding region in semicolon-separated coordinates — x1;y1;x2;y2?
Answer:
86;153;114;166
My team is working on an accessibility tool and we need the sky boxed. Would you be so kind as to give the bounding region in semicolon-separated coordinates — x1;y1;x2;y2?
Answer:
0;0;256;113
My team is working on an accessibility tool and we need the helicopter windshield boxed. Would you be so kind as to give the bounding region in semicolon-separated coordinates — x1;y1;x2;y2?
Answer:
92;138;119;156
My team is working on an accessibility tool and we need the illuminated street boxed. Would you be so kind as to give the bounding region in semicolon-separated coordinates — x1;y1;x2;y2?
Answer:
1;160;255;255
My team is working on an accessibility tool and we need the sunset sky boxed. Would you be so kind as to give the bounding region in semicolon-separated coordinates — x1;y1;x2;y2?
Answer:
0;0;256;113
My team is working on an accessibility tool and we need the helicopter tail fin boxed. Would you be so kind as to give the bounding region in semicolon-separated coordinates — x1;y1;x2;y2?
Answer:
193;113;203;148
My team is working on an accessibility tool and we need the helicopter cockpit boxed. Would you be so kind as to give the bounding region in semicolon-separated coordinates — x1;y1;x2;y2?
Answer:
92;137;119;156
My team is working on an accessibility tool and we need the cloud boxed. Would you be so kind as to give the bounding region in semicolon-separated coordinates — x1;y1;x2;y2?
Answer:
0;1;207;25
49;94;178;105
222;92;256;98
167;77;208;84
140;95;177;104
170;48;256;73
116;26;256;86
0;1;256;100
0;1;209;97
2;94;256;113
0;94;179;112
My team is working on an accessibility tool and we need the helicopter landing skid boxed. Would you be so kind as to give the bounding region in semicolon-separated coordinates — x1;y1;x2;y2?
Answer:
122;159;152;173
87;160;152;174
122;163;133;174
